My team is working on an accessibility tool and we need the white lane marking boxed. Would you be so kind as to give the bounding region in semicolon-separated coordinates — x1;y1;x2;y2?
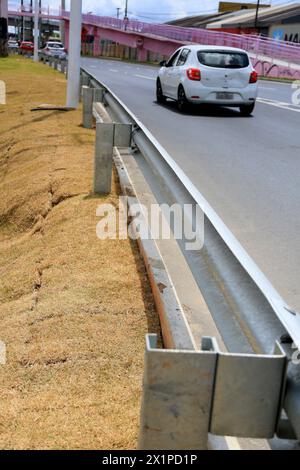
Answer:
257;97;300;112
109;69;119;73
133;74;156;80
258;86;275;90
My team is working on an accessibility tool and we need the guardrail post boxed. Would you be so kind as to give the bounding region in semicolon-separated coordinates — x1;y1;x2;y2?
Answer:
61;61;65;74
139;335;217;450
139;335;287;449
53;58;58;71
94;122;114;194
80;73;90;88
80;73;90;102
93;87;104;103
82;86;94;129
114;123;132;147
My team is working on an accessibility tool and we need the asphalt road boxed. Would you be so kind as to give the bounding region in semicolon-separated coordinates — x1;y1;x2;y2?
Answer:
82;57;300;312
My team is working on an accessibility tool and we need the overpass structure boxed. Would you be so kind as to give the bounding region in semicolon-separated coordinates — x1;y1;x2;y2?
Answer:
8;7;300;79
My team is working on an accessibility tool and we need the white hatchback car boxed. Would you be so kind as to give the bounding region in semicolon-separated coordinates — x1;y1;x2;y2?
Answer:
41;42;67;60
157;45;258;115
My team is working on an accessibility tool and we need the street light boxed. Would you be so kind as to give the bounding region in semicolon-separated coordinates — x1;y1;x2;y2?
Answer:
254;0;260;30
66;0;82;108
124;0;128;20
33;0;39;61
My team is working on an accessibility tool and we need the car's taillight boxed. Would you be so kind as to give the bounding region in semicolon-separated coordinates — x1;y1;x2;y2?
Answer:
249;70;258;84
187;68;201;81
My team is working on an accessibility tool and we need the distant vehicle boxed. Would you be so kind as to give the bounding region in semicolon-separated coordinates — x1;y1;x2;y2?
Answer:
8;40;19;49
19;41;34;54
40;42;67;60
157;45;258;116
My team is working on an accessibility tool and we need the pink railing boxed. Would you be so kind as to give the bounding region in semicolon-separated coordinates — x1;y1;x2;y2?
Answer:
70;12;300;65
8;7;300;65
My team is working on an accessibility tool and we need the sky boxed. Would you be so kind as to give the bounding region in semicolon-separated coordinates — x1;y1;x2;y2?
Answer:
9;0;296;22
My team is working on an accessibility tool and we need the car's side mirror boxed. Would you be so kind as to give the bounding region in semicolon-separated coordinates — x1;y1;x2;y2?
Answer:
160;60;167;67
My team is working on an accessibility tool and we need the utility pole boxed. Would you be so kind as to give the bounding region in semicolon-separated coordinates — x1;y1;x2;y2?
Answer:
116;7;121;19
39;0;42;44
33;0;39;61
254;0;261;31
66;0;82;108
60;0;66;46
30;0;33;41
21;0;25;41
0;0;8;57
124;0;128;20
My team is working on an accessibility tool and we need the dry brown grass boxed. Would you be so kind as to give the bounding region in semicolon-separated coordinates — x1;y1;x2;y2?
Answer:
0;57;160;449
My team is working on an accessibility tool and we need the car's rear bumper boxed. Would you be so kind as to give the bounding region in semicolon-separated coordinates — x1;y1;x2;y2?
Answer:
185;83;257;106
189;98;256;106
44;53;67;59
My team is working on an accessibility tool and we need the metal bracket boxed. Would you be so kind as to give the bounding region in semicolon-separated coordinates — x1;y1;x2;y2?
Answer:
93;102;132;147
139;334;287;450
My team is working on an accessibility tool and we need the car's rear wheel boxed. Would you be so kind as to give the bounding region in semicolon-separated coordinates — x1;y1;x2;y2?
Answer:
178;86;189;113
239;103;255;116
156;80;166;104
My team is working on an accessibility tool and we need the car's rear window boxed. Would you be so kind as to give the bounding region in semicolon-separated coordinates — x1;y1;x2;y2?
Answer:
197;50;249;69
48;43;63;49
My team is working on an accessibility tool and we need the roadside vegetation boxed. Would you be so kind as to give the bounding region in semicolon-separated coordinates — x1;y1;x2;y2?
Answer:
0;56;160;449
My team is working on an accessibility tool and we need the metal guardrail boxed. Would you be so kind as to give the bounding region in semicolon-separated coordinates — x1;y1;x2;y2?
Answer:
79;66;300;445
139;334;287;449
41;54;300;445
39;53;68;74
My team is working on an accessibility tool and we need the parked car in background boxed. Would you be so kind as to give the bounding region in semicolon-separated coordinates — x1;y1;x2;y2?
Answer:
157;45;258;116
40;42;67;60
19;41;34;55
8;40;19;50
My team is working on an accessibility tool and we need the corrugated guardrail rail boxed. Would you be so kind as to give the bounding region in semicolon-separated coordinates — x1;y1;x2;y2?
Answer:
79;66;300;449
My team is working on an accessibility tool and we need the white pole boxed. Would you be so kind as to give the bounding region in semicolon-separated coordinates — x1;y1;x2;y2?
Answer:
60;0;66;46
33;0;39;61
66;0;82;108
0;0;8;17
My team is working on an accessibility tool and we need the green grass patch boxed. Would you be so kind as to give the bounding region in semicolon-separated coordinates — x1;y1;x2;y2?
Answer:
0;55;58;77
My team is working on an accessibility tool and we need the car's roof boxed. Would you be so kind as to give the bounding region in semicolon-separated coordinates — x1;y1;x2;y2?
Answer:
46;42;63;45
181;44;248;54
